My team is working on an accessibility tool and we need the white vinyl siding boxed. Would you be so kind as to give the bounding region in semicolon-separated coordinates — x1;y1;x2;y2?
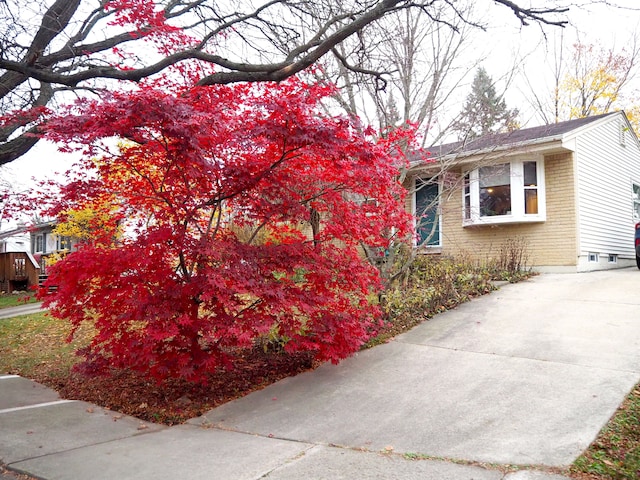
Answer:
574;115;640;261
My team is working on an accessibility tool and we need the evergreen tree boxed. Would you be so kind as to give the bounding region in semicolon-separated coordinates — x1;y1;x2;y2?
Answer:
454;67;519;140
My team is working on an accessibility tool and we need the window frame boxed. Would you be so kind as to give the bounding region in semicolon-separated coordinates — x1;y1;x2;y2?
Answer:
56;235;71;251
34;234;44;253
632;182;640;221
463;157;546;226
413;177;442;248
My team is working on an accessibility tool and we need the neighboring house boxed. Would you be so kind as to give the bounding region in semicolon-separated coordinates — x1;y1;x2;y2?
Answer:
30;220;77;281
408;111;640;272
0;223;30;253
0;224;39;292
0;220;78;291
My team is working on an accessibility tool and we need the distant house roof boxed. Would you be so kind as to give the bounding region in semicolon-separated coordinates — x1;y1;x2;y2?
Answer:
426;112;619;159
0;220;57;240
0;224;29;240
30;220;57;232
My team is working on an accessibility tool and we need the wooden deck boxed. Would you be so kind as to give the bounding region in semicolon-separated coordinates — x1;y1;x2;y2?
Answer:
0;252;39;293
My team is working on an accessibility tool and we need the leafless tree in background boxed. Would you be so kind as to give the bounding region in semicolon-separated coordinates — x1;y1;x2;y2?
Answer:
322;3;482;147
0;0;573;165
525;32;640;127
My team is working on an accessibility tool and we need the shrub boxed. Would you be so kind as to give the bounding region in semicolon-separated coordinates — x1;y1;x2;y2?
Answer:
486;236;532;282
374;256;494;343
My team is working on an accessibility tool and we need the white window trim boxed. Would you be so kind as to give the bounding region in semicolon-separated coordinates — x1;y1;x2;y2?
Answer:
412;177;442;249
463;157;546;226
34;234;44;254
56;235;72;251
632;181;640;221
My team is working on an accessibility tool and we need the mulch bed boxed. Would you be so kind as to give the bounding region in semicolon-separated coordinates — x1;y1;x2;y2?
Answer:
34;347;316;425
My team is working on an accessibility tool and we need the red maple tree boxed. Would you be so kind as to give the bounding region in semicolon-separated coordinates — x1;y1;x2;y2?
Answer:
34;76;413;383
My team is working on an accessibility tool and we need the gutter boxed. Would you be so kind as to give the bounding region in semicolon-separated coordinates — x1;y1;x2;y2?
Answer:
409;135;569;171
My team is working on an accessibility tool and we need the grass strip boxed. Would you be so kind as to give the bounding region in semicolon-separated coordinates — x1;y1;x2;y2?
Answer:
0;294;38;310
0;312;91;380
571;383;640;480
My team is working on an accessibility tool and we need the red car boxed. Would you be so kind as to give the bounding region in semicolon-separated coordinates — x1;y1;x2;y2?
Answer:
636;223;640;269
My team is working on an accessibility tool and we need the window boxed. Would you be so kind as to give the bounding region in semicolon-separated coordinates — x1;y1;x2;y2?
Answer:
463;173;471;221
523;161;539;214
463;158;546;226
633;183;640;220
34;234;44;253
588;252;599;263
608;254;618;264
414;178;441;247
479;164;511;216
56;235;71;251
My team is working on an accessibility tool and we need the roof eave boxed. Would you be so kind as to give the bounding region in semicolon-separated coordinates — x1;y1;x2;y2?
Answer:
409;136;568;172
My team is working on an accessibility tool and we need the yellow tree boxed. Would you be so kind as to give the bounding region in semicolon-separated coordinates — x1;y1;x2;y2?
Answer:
558;41;640;131
50;153;134;252
53;207;117;242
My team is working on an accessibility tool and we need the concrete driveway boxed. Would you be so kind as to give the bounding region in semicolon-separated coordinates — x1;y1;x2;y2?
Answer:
193;268;640;467
2;269;640;480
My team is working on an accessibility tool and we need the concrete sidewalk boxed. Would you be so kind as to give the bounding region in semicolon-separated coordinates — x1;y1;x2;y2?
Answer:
0;302;46;320
2;269;640;479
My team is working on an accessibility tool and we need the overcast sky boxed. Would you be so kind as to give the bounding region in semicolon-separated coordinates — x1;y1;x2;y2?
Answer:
485;0;640;124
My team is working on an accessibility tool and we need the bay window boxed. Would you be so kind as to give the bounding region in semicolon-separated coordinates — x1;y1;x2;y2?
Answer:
479;164;511;216
463;158;546;225
523;161;539;214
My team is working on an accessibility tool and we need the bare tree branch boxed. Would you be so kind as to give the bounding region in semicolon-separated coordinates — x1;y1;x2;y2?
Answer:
492;0;569;27
0;0;575;165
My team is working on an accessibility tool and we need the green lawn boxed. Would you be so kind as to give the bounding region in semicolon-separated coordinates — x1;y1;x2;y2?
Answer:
0;312;90;380
0;294;38;309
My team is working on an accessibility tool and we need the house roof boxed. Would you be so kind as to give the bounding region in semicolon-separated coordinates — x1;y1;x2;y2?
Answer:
426;112;619;159
0;220;58;239
30;220;57;231
0;225;29;240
